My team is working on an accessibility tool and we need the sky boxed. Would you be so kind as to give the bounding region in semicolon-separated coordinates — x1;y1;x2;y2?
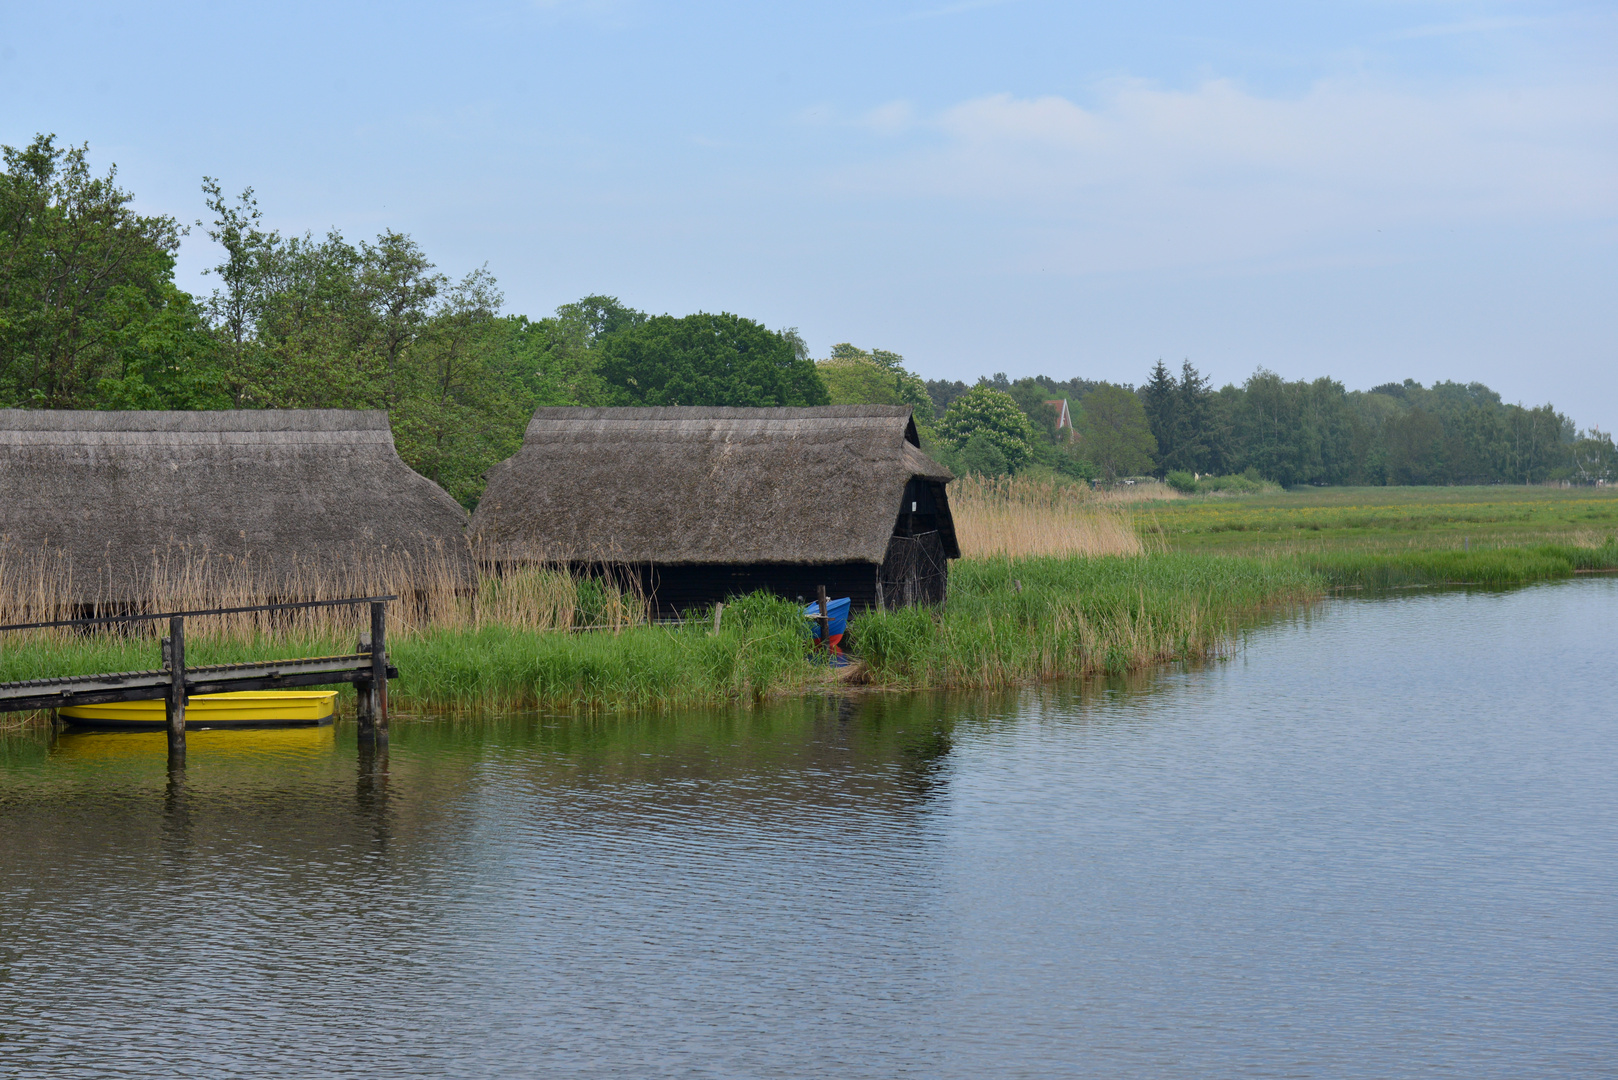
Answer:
3;1;1615;425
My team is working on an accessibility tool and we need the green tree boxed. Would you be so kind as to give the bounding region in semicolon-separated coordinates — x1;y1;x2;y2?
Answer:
818;357;910;405
958;432;1009;475
816;342;931;413
1140;360;1178;476
597;312;829;406
1384;408;1447;485
925;378;971;417
390;268;531;506
92;283;229;409
1078;383;1156;481
1571;428;1617;483
939;386;1037;473
1;134;218;407
1172;361;1213;473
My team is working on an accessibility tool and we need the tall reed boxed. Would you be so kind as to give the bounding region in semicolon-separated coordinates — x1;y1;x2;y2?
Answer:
852;553;1321;687
950;474;1145;558
0;540;649;651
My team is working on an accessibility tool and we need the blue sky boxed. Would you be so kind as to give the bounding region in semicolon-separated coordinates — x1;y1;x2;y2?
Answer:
3;1;1614;425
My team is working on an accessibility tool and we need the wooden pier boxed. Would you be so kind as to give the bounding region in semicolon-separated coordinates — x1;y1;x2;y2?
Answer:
0;597;398;765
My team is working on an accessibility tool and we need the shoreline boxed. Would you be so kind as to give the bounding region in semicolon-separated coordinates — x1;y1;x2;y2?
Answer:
2;541;1613;720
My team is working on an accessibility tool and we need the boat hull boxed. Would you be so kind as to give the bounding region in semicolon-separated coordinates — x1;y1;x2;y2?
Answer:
59;691;338;730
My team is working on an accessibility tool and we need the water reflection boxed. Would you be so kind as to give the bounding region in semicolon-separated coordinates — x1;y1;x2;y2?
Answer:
2;581;1615;1078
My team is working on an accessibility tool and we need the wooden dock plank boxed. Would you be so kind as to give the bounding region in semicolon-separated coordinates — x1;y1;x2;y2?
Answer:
0;654;398;713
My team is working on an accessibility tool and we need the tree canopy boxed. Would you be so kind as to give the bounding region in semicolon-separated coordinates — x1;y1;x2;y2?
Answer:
816;343;932;416
1078;384;1157;481
938;386;1038;473
0;134;219;409
597;312;828;407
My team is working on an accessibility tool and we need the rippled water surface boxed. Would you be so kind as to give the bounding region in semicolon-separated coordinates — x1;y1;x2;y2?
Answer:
3;580;1616;1077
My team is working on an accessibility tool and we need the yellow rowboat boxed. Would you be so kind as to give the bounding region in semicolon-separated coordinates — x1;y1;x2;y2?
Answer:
59;690;338;730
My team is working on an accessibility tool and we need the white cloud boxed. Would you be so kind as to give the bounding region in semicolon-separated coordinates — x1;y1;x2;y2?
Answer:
858;100;917;135
830;76;1618;272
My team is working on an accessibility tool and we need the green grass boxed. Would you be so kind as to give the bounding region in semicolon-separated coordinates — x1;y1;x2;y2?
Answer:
392;556;1324;702
0;555;1324;713
1291;538;1618;589
390;591;824;708
1138;484;1618;556
853;552;1320;688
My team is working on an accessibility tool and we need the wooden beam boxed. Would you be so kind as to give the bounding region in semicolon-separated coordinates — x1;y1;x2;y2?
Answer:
355;631;375;737
371;601;389;736
166;616;186;765
817;585;830;650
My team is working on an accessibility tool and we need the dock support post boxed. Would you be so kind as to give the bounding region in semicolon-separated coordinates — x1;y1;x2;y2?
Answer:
816;586;830;652
358;602;388;743
165;615;186;767
356;634;374;739
372;601;388;736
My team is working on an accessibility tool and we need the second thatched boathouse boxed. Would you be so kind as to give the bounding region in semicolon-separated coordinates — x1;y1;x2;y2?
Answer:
469;406;960;616
0;409;470;610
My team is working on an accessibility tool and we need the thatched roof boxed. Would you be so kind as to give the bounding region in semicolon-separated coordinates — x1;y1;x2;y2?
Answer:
470;406;957;565
0;409;469;604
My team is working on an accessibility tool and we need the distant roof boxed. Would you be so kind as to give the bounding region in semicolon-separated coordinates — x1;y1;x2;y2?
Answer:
0;409;469;604
470;406;957;565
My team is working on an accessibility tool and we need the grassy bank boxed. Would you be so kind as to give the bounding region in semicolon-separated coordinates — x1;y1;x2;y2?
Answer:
1294;539;1618;589
1138;484;1618;556
853;553;1319;688
0;553;1322;715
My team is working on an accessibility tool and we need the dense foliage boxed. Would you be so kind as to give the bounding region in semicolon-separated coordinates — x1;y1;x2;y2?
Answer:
924;361;1615;486
598;312;826;407
0;135;218;409
1077;384;1157;481
817;343;932;413
1140;365;1614;486
937;386;1038;473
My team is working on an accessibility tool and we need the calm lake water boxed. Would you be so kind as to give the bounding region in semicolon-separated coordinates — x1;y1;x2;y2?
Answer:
2;580;1615;1078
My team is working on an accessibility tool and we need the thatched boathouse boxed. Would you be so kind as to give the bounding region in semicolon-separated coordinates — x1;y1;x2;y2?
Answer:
470;406;959;616
0;409;470;609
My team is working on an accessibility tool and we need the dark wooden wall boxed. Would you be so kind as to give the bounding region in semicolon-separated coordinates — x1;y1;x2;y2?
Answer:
575;561;882;620
878;531;949;608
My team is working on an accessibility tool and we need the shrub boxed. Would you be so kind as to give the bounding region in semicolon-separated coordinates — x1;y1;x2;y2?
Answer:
1165;470;1197;494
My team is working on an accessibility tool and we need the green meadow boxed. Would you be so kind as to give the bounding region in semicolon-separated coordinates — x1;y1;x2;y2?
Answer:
1140;484;1618;555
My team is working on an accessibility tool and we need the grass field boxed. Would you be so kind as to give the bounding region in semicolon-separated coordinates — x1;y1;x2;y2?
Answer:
1135;484;1618;556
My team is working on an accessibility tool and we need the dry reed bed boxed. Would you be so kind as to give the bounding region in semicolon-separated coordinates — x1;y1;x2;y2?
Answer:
0;541;647;645
949;474;1149;559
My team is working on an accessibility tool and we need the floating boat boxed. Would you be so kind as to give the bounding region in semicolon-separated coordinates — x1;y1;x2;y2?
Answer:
58;690;338;730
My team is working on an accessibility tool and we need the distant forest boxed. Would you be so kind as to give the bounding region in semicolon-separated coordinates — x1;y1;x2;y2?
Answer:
3;133;1613;505
926;365;1616;487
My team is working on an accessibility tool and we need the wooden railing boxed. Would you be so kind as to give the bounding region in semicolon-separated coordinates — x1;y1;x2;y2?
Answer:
0;597;397;764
